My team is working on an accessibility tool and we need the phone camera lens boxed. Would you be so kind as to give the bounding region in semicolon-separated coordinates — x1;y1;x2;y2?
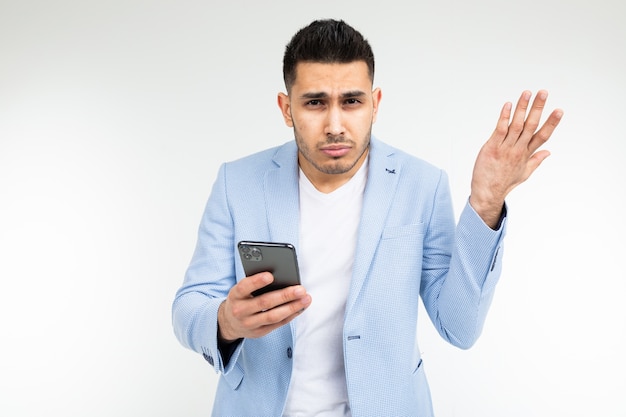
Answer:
241;245;250;253
251;248;261;258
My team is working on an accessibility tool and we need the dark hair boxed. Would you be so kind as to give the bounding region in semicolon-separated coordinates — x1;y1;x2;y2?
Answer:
282;19;375;91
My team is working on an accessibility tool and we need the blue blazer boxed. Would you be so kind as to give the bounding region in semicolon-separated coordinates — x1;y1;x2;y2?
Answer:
172;137;506;416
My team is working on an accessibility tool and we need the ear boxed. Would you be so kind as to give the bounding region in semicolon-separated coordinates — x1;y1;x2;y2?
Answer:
371;87;382;123
277;92;293;127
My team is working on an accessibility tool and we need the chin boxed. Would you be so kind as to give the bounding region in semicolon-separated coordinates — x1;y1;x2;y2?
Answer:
319;161;357;175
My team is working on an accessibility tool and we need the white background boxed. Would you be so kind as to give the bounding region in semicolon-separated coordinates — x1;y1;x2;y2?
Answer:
1;1;625;416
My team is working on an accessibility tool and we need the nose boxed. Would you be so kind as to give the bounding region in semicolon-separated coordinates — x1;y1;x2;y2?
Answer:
324;105;345;137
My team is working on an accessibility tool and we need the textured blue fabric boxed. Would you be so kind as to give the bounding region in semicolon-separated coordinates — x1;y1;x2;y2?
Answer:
172;137;506;416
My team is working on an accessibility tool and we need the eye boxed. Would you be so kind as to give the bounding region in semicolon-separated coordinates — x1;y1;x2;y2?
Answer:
344;98;362;107
306;99;323;107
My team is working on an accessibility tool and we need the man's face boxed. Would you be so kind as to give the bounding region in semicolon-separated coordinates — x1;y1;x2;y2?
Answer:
278;61;381;190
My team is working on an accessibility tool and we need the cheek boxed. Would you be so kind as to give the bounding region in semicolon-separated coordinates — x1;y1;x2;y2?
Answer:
292;116;317;135
349;113;374;135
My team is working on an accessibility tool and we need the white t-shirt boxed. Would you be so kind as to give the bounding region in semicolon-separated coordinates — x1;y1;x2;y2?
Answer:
283;159;368;417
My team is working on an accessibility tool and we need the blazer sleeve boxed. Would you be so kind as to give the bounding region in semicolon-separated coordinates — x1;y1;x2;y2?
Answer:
419;171;507;349
171;163;243;373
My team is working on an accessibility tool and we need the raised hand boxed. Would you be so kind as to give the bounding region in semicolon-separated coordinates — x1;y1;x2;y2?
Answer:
469;90;563;228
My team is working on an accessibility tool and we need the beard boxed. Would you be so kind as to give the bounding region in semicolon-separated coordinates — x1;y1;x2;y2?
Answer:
294;128;372;175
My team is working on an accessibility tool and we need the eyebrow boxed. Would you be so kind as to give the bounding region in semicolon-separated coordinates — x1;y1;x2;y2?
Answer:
299;90;367;100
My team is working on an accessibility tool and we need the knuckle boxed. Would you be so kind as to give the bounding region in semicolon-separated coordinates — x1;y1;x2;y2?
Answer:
525;120;539;132
509;121;524;134
231;282;248;298
281;289;294;304
495;125;508;136
264;308;283;323
241;316;256;330
535;132;549;144
256;295;272;312
267;307;293;325
230;304;245;319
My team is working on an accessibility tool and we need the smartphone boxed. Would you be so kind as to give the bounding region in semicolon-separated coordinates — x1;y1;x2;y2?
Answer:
237;241;301;296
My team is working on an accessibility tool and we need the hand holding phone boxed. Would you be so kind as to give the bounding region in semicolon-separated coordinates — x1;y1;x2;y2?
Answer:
217;242;309;341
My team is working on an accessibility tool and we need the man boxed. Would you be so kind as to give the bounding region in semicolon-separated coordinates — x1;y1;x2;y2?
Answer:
172;19;562;416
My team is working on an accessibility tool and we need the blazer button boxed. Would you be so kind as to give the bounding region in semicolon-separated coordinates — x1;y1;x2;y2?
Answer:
287;347;293;358
203;352;214;366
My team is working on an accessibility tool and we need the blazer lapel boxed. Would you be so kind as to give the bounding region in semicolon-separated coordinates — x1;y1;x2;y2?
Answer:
346;138;400;313
264;141;300;248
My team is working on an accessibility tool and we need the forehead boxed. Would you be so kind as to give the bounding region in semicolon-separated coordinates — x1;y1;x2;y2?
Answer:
292;61;372;93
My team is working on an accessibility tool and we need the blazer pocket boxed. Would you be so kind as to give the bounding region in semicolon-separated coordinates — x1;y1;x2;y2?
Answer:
381;222;425;240
374;223;426;282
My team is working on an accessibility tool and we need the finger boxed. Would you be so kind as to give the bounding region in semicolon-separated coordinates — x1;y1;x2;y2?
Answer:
527;108;564;152
249;308;307;339
232;272;273;299
254;285;309;313
517;90;548;146
506;90;532;141
524;149;551;179
491;101;513;143
256;291;311;325
243;290;311;337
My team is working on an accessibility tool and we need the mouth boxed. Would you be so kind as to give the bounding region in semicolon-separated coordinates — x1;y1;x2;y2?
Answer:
320;144;351;158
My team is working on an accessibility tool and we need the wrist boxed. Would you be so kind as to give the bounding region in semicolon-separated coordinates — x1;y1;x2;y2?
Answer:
469;195;505;229
217;301;240;343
